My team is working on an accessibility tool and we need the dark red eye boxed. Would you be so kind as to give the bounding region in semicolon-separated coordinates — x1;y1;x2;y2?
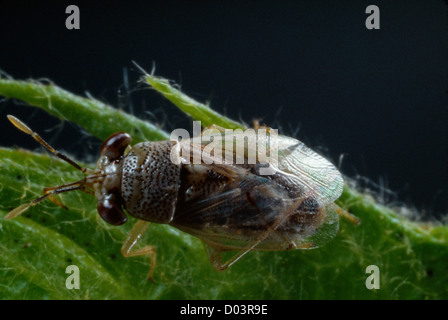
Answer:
100;132;132;160
97;194;127;226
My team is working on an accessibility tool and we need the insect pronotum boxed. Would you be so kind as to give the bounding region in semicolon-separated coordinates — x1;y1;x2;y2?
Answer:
5;115;359;281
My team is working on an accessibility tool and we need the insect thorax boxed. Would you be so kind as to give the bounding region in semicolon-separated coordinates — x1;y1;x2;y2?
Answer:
121;141;182;223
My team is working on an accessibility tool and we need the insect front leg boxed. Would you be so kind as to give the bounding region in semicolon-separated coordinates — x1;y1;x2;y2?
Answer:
121;219;157;281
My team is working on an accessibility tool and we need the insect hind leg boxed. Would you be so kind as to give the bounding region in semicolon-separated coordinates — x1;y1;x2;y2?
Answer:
334;204;360;225
205;243;259;272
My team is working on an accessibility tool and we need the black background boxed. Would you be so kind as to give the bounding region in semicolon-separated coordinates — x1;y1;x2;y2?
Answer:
0;0;447;218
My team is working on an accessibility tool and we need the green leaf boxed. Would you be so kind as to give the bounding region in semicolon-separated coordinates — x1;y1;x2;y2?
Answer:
0;77;168;143
144;74;246;130
0;74;447;300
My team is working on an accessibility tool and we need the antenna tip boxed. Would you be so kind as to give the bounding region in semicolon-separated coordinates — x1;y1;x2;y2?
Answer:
5;203;30;220
7;114;33;134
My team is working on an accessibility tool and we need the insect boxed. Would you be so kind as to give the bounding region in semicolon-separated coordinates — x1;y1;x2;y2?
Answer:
5;115;358;281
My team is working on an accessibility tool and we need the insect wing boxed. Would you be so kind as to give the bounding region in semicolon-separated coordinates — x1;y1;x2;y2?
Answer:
171;172;291;250
178;130;343;208
178;128;276;167
173;130;343;252
285;203;340;250
275;135;344;206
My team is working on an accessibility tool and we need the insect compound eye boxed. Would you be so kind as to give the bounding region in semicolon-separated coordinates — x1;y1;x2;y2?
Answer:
97;194;128;226
100;132;132;161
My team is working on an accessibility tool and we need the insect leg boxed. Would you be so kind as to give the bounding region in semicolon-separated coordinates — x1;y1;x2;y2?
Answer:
280;233;315;250
334;204;361;225
121;219;156;282
46;194;69;210
5;183;83;220
201;124;227;134
205;244;225;270
252;119;270;131
205;238;267;272
43;183;82;210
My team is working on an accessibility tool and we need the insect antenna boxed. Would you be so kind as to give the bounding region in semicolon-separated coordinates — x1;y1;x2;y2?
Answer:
7;115;91;174
5;180;84;220
6;115;95;219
